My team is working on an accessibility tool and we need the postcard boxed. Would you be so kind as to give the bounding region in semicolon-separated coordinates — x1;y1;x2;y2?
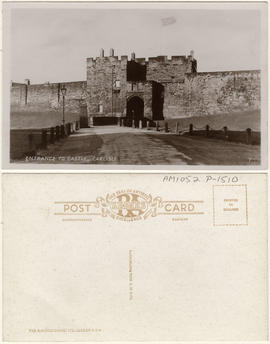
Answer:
2;173;268;341
2;1;268;169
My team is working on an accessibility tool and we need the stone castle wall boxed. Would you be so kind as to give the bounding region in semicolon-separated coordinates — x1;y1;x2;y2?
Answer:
85;53;196;120
163;70;260;118
10;51;261;123
146;55;195;83
86;55;128;116
11;81;87;114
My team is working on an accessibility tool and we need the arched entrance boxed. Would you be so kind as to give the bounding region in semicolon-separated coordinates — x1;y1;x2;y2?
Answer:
126;96;144;127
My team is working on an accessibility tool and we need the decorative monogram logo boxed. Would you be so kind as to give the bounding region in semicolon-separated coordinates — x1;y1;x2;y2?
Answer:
96;190;162;221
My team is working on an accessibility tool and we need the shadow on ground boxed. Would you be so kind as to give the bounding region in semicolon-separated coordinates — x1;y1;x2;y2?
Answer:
20;126;261;166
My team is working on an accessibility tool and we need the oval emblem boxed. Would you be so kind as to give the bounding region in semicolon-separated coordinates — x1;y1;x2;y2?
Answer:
108;190;149;220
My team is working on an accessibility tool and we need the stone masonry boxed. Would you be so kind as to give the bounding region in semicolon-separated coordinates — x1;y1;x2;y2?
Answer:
11;48;260;127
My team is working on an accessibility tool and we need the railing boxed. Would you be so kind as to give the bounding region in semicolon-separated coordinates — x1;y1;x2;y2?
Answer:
10;121;80;160
183;123;258;145
119;117;260;145
38;121;80;149
163;122;260;145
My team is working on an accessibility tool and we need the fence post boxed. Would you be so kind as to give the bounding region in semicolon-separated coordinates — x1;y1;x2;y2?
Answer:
67;123;71;136
41;129;47;149
50;127;55;144
165;122;169;133
175;122;179;134
55;126;60;140
156;121;159;131
189;124;193;134
246;128;252;144
206;125;210;137
28;133;35;153
223;126;228;139
147;120;150;129
60;125;65;138
139;120;142;129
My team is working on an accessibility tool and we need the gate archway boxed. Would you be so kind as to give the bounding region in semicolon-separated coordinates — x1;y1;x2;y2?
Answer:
126;96;144;127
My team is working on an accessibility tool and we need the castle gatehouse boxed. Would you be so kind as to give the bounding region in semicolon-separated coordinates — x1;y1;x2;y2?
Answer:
11;48;260;127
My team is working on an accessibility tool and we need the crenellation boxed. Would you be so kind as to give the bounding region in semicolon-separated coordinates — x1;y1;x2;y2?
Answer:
87;58;94;66
149;56;168;62
171;56;187;62
135;58;146;64
11;48;261;124
148;57;156;62
108;56;119;62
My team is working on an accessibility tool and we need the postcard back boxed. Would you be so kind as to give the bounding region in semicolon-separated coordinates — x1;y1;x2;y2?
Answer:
2;173;268;341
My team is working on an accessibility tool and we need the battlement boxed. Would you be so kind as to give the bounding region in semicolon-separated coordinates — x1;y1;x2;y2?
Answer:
11;82;27;86
87;49;196;66
185;70;260;79
196;69;260;76
87;56;128;66
171;56;188;62
147;55;191;64
12;80;86;87
135;58;146;64
148;56;168;63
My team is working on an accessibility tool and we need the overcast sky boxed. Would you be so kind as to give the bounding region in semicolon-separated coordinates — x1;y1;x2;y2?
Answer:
8;5;263;84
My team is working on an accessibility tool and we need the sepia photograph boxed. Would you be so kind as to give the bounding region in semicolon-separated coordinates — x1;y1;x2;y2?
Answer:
3;2;268;168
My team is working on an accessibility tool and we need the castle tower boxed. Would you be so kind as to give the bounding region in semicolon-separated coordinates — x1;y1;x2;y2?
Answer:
86;49;128;124
86;49;198;125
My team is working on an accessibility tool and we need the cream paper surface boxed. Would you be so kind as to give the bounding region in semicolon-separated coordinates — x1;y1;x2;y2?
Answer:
2;173;268;341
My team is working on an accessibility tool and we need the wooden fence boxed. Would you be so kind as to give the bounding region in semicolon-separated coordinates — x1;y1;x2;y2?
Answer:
10;121;80;160
184;124;260;145
154;122;260;145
